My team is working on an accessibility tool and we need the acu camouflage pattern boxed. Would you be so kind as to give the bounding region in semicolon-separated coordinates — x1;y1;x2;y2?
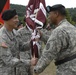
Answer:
41;28;52;37
17;26;51;75
17;26;31;60
39;28;52;54
40;28;52;44
34;19;76;75
17;26;32;75
0;26;30;75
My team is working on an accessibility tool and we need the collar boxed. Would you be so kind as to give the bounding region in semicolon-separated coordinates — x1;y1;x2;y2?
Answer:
58;19;67;26
3;26;15;41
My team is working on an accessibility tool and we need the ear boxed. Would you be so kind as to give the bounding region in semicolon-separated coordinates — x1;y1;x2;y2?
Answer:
55;11;59;17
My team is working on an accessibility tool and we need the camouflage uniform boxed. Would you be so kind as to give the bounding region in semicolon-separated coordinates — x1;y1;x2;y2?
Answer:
17;26;32;75
34;19;76;75
0;26;30;75
41;28;52;36
17;27;51;75
40;28;52;44
39;28;52;54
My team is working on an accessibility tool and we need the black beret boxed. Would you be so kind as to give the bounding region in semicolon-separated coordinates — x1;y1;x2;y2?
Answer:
1;9;17;21
46;4;66;15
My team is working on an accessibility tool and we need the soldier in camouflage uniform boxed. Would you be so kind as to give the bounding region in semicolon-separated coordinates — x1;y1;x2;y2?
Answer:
17;26;32;75
33;4;76;75
0;9;30;75
17;25;50;75
17;18;52;75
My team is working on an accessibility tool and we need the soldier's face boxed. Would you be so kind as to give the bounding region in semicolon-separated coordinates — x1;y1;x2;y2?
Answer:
49;11;58;25
8;15;19;29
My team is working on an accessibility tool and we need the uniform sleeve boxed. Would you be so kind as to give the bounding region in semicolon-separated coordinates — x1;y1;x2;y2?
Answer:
17;34;31;51
0;44;20;67
19;40;31;51
16;30;31;51
40;31;49;44
34;30;69;74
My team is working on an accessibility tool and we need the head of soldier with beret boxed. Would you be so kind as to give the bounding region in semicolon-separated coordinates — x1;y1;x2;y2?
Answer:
1;9;19;31
46;4;66;26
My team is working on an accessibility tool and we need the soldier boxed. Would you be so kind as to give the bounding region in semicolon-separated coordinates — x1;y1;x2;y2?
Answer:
17;22;46;75
33;4;76;75
0;9;30;75
17;19;52;75
17;26;32;75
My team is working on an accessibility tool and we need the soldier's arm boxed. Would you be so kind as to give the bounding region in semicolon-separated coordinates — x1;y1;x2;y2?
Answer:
37;29;49;44
34;30;68;74
0;46;21;67
40;31;49;44
16;32;31;51
19;37;31;51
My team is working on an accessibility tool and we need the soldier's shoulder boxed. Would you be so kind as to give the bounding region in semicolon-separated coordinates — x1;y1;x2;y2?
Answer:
17;27;31;36
0;26;7;37
17;26;30;33
17;27;25;32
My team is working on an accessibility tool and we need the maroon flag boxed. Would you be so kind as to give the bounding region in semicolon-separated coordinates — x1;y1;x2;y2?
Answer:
26;0;46;58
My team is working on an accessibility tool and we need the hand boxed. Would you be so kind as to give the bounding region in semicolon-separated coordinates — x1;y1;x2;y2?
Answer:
35;31;40;41
37;29;42;38
0;42;8;48
31;57;38;66
35;38;39;41
46;24;51;30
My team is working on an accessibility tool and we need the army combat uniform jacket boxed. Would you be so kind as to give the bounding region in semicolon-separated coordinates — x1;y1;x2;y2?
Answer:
0;26;30;75
17;27;32;75
17;26;31;60
34;19;76;75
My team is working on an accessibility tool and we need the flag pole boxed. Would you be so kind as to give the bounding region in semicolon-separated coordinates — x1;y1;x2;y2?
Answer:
26;0;46;75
